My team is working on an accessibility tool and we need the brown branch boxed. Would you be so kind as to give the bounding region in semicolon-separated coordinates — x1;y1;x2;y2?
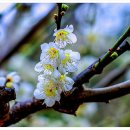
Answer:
0;87;16;126
0;87;16;104
75;80;130;103
56;3;62;29
2;80;130;126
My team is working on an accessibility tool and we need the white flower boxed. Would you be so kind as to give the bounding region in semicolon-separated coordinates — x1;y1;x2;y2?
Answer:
35;62;55;75
54;25;77;48
59;50;80;73
54;71;74;92
34;78;61;107
6;72;20;89
0;77;6;87
40;42;64;66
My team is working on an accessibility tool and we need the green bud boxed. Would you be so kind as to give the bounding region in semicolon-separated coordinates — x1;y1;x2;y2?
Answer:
110;52;118;59
61;4;69;12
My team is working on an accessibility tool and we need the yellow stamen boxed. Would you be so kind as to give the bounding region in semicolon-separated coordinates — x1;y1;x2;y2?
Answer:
61;53;71;65
47;47;58;59
44;80;56;97
44;64;54;72
55;30;69;42
59;75;66;82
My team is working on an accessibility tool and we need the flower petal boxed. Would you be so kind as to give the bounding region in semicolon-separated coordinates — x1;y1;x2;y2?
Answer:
44;98;55;107
34;62;43;73
54;93;61;102
41;43;49;52
13;75;21;83
70;51;80;61
53;69;61;79
38;75;46;82
64;77;74;91
0;77;6;87
65;25;74;33
67;33;77;44
34;89;45;99
59;50;65;60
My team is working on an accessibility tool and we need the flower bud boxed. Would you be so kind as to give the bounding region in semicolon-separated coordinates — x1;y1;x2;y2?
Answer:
61;4;69;12
110;52;118;59
61;11;65;16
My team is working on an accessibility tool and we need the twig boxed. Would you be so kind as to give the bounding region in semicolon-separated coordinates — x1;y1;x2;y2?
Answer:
73;36;130;88
56;3;62;29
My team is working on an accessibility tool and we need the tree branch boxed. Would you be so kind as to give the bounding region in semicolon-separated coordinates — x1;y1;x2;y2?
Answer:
0;87;16;104
2;80;130;126
0;87;16;126
73;39;130;88
75;80;130;103
56;3;62;29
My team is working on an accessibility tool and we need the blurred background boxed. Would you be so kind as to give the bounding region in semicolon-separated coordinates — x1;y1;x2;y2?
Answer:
0;3;130;127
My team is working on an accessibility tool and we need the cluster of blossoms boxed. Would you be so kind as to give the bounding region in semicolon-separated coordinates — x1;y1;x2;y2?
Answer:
0;72;20;90
34;25;80;107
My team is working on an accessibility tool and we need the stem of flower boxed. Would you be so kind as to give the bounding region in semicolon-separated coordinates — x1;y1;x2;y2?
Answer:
57;3;62;30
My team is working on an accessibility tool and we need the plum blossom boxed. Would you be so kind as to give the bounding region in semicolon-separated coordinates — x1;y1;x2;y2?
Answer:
59;50;80;73
54;25;77;48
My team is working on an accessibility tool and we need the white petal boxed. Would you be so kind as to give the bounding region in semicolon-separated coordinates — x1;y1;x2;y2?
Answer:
34;89;45;99
63;77;74;91
41;43;49;52
13;83;19;92
13;75;20;83
40;52;46;61
49;42;58;49
71;51;80;61
59;50;65;60
54;28;57;32
54;93;61;102
53;69;60;78
58;65;66;73
44;98;55;107
67;33;77;43
67;62;78;72
55;41;67;48
38;75;45;82
34;62;43;72
0;77;6;87
65;25;74;33
36;82;44;90
66;77;74;86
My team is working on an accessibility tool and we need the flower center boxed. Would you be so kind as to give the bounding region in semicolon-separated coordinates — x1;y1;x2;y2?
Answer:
6;82;13;88
44;64;54;72
59;75;66;82
47;47;59;59
55;30;69;41
61;53;71;65
44;81;56;97
7;76;13;82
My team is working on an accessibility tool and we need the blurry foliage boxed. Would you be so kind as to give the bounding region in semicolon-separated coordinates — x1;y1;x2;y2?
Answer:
0;3;130;127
